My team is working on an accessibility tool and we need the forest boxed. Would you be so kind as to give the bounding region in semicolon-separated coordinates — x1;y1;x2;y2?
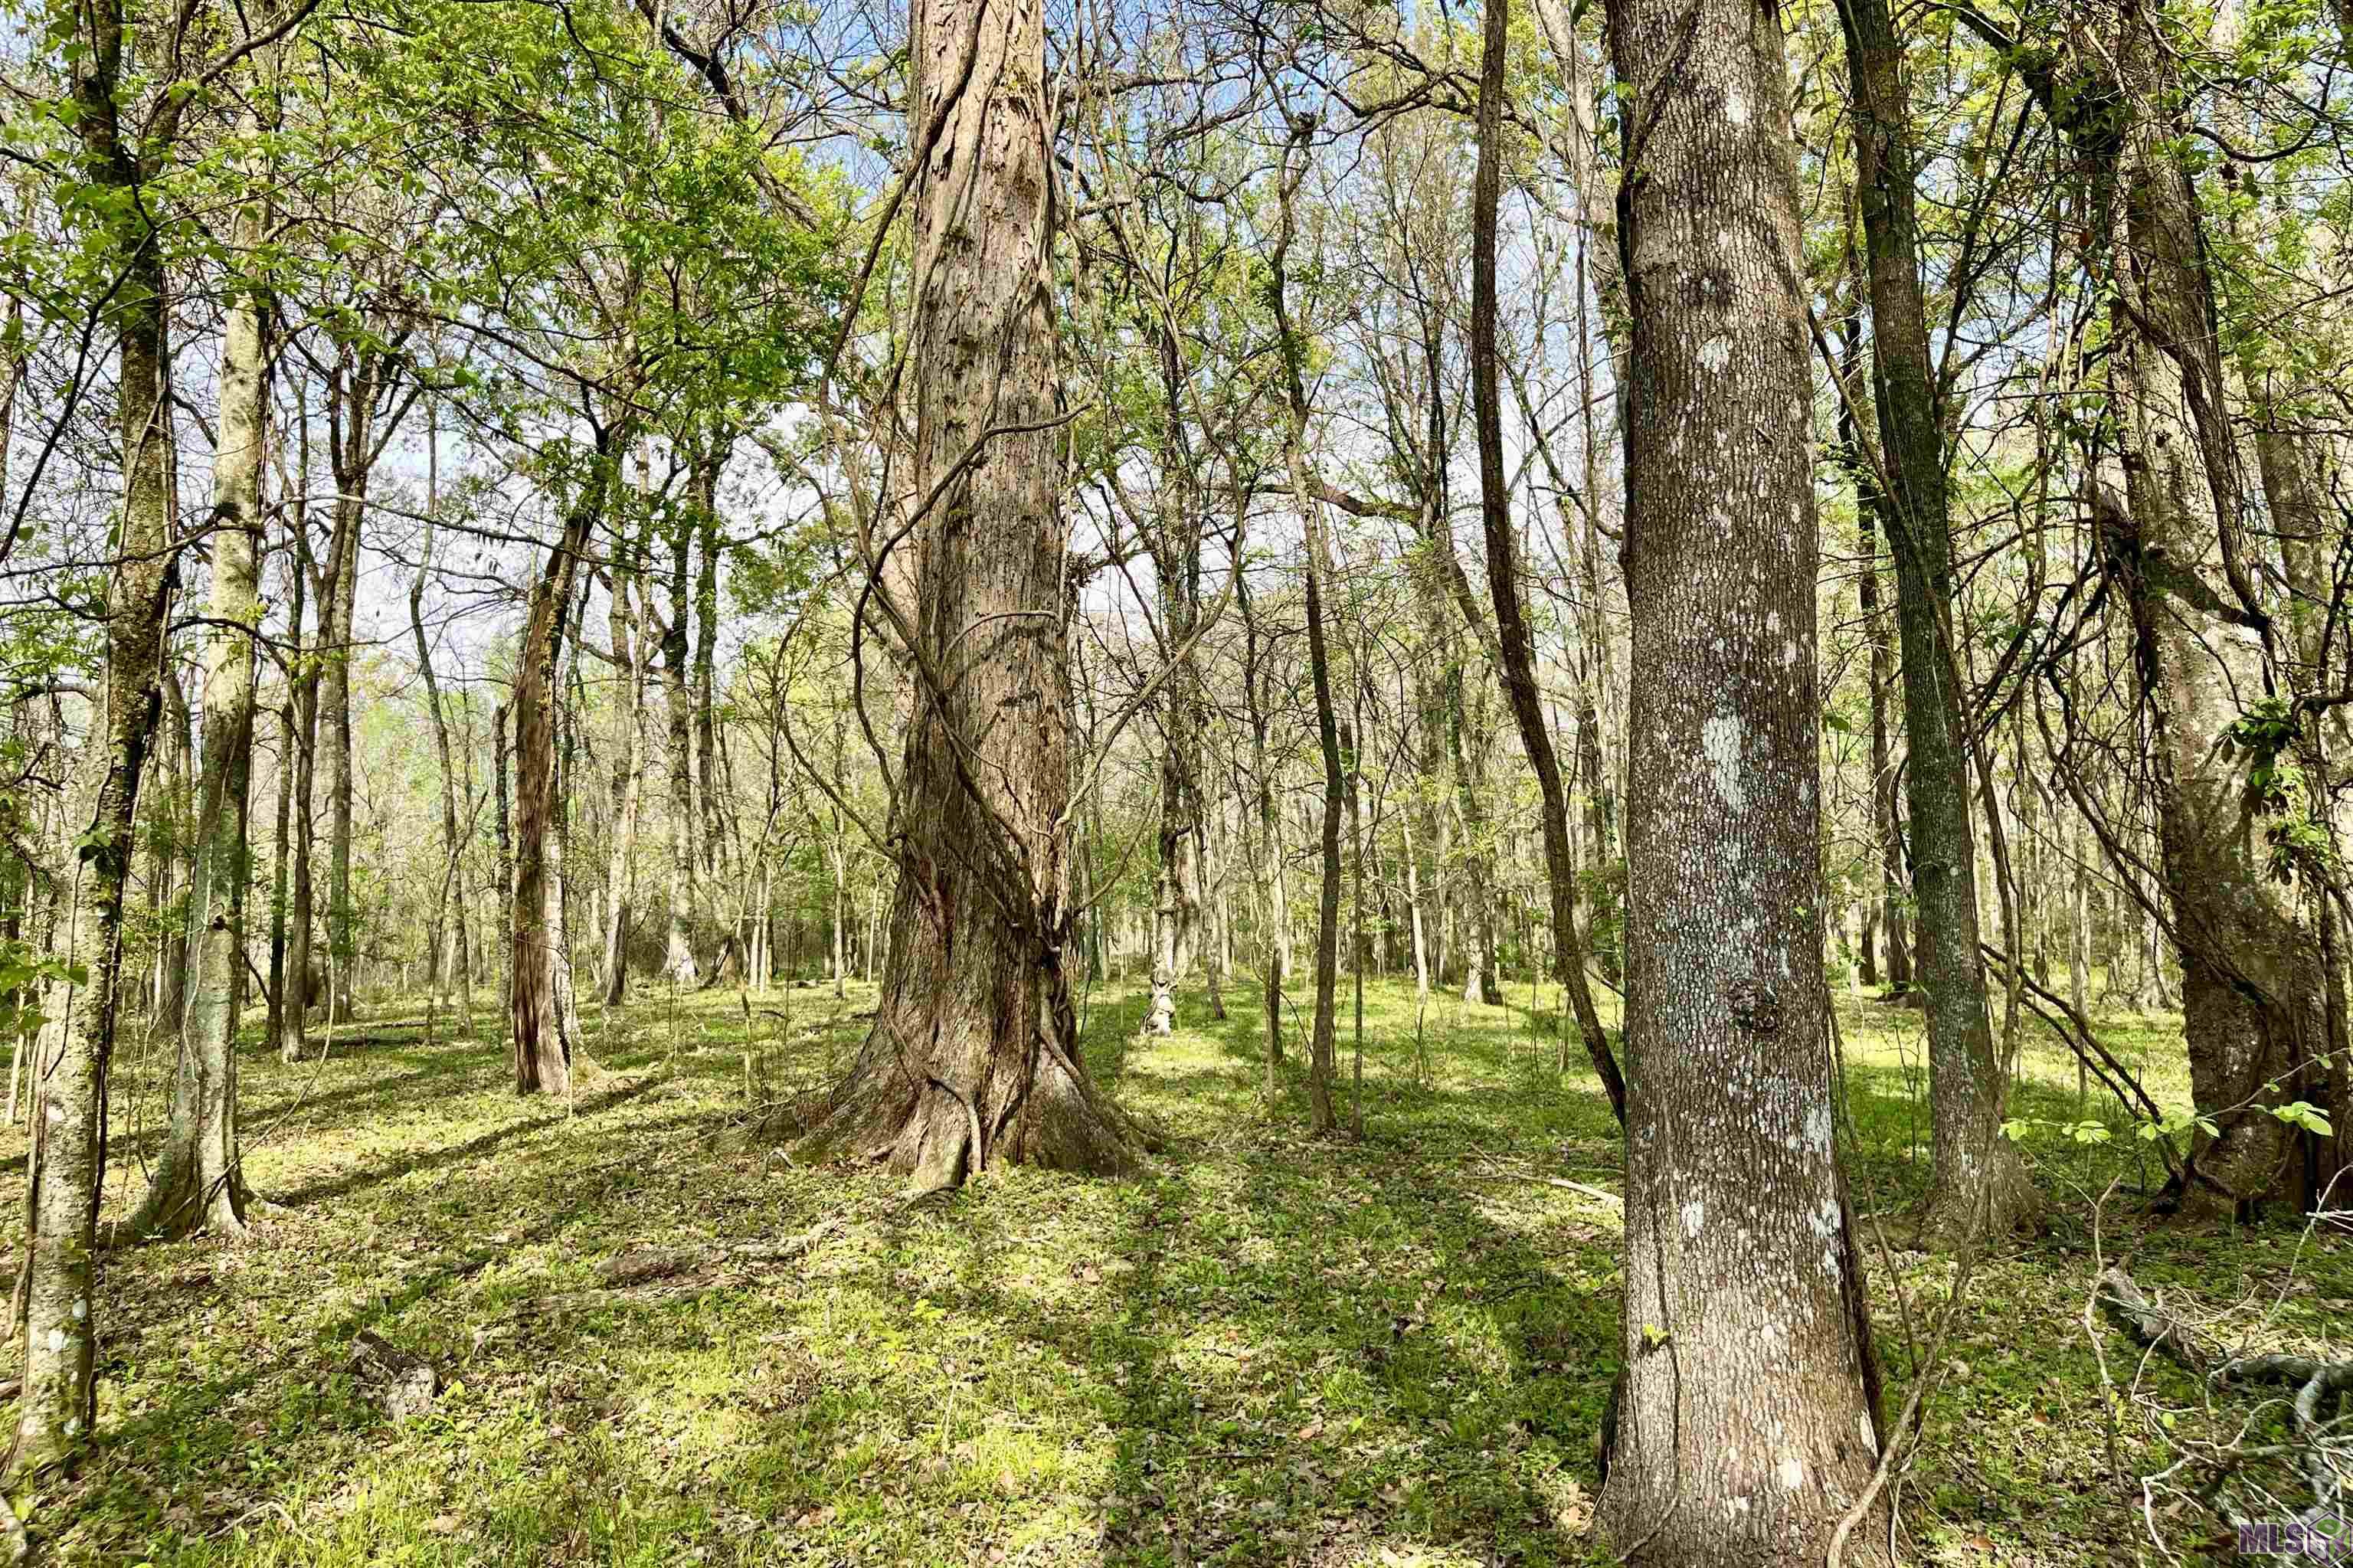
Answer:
0;0;2349;1557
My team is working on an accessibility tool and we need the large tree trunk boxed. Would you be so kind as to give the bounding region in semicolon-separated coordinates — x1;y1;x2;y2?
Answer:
1838;0;2037;1239
2094;4;2318;1210
7;90;177;1480
792;0;1136;1190
511;455;617;1095
1469;0;1625;1121
1594;0;1890;1548
129;198;270;1240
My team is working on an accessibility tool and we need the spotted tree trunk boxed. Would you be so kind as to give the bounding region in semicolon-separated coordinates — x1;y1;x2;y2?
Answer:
1595;0;1891;1550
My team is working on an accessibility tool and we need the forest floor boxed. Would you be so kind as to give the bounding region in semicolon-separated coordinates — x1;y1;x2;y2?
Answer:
11;970;2349;1566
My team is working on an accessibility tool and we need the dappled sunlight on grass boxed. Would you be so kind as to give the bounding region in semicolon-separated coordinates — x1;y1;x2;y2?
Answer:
2;972;2343;1564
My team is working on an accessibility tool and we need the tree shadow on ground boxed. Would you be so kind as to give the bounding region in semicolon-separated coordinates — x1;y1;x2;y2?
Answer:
266;1073;668;1209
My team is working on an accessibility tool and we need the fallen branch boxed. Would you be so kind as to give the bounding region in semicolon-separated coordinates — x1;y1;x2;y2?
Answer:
2098;1266;2207;1372
2100;1265;2353;1528
2218;1351;2353;1514
593;1216;848;1293
1464;1170;1623;1206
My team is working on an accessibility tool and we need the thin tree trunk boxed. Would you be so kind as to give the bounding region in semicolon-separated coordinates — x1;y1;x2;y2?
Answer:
1470;13;1625;1118
150;671;194;1037
659;505;701;986
413;414;472;1033
319;471;361;1016
493;699;512;1008
265;694;293;1049
1270;125;1342;1136
512;449;619;1094
128;186;270;1239
279;392;319;1063
1238;571;1284;1104
599;545;647;1006
550;647;584;1056
1838;0;2037;1238
692;452;728;891
1451;673;1502;1005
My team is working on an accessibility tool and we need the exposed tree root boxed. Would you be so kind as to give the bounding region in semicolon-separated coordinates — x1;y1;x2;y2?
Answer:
2099;1266;2353;1524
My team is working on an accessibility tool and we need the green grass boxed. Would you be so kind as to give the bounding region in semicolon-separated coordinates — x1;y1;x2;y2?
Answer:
11;970;2350;1565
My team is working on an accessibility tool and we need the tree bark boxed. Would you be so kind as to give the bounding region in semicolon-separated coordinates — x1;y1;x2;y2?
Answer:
1594;0;1891;1547
512;453;618;1095
129;188;272;1239
793;0;1136;1188
8;34;178;1475
2093;5;2317;1210
1838;0;2037;1239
